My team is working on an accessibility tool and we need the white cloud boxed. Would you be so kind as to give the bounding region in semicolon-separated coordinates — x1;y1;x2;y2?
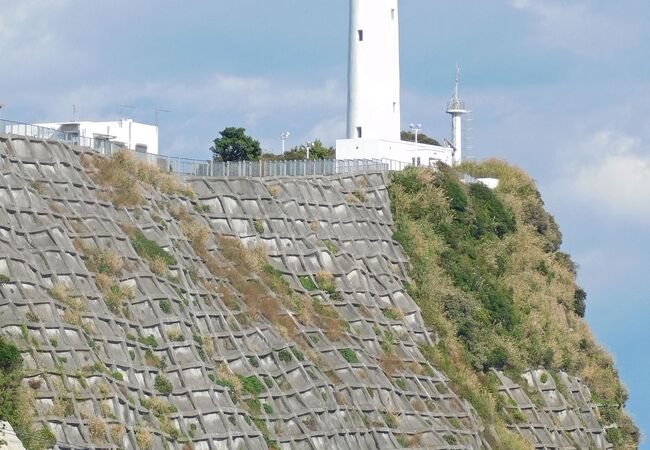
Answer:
511;0;639;57
553;131;650;224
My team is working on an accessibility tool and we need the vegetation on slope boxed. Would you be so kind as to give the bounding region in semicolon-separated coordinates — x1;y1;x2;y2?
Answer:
388;160;639;448
0;337;56;449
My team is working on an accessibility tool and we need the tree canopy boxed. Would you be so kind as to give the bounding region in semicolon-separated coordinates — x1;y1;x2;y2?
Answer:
263;139;335;161
401;130;441;146
211;127;262;162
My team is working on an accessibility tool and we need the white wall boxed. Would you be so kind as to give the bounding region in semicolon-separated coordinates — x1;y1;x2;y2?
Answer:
336;138;454;166
36;119;159;154
347;0;401;141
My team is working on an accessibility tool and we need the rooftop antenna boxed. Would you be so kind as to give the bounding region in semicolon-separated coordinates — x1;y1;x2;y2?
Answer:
155;108;171;128
446;64;468;165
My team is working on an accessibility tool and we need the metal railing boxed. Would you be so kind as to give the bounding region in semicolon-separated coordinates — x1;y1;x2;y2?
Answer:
1;118;410;177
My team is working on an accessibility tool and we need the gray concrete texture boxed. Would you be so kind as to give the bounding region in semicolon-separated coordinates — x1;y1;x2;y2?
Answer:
0;135;611;449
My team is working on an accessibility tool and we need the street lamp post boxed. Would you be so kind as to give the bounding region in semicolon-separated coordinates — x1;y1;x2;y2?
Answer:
305;141;312;160
0;103;4;121
409;123;422;143
280;131;290;154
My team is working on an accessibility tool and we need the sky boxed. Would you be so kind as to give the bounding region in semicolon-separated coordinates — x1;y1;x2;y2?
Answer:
1;0;649;444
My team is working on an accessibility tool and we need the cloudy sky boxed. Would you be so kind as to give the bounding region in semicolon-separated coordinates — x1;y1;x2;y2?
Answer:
1;0;649;442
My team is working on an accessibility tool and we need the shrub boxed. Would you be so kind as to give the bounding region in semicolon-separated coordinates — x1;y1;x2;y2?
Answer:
112;371;123;381
239;375;265;396
154;375;173;395
540;373;549;384
0;338;22;372
254;219;265;234
298;276;317;291
159;300;172;314
339;348;359;364
323;240;339;254
277;349;292;363
0;274;10;284
263;403;273;414
573;288;587;317
139;335;158;347
131;232;176;266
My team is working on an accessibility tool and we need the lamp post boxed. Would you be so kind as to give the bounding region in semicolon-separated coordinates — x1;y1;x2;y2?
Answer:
409;123;422;143
280;131;290;154
305;141;312;160
0;103;4;121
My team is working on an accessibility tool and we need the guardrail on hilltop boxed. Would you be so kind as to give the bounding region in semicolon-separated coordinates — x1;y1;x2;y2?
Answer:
1;118;409;177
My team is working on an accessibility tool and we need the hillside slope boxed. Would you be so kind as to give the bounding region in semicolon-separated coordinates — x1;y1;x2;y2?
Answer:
0;135;637;449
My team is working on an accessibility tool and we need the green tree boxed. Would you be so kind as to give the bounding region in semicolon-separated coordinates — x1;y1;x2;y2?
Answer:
282;139;335;160
210;127;262;162
401;130;441;146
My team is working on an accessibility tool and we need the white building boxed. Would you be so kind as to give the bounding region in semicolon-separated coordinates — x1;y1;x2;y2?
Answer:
35;119;159;155
336;0;460;167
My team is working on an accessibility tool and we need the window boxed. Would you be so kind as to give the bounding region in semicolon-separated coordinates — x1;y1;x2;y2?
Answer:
357;29;364;41
135;144;148;153
391;9;395;20
356;127;363;138
393;102;397;113
416;157;421;166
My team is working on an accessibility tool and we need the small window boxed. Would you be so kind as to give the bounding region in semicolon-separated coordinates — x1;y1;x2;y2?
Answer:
356;127;363;138
135;144;147;153
357;29;364;41
391;9;395;20
412;157;416;166
393;102;397;113
416;157;421;166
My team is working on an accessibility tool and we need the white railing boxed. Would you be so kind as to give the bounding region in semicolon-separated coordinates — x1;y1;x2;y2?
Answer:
1;118;410;177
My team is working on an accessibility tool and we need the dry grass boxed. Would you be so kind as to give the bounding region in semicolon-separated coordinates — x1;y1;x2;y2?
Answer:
167;329;184;342
95;273;113;293
378;352;403;375
87;416;108;443
48;283;70;302
110;424;125;445
135;425;153;450
315;270;336;292
267;185;281;198
149;256;168;276
84;150;195;207
216;363;243;395
308;220;320;232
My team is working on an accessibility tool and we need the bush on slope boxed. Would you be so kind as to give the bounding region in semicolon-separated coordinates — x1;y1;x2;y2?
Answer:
389;161;639;448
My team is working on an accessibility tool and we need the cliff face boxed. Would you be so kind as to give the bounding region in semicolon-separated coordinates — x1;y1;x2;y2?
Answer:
0;135;637;449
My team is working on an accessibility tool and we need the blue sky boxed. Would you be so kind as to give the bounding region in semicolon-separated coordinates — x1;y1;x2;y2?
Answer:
1;0;649;443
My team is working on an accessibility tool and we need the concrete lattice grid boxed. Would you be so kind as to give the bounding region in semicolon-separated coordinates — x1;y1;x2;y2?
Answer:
0;135;612;449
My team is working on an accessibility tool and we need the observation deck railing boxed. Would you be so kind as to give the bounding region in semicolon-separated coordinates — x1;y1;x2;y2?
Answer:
1;118;409;177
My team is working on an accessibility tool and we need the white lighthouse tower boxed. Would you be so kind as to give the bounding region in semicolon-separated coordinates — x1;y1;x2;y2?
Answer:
336;0;456;166
346;0;401;141
446;65;468;165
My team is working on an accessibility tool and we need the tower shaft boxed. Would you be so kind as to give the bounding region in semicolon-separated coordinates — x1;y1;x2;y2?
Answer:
347;0;401;141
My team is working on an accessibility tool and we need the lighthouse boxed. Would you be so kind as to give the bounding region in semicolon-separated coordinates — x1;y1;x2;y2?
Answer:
446;66;468;165
346;0;401;141
336;0;456;167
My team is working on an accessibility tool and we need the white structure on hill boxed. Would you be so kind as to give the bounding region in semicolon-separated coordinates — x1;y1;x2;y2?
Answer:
336;0;459;167
446;65;468;165
346;0;401;141
36;119;159;154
